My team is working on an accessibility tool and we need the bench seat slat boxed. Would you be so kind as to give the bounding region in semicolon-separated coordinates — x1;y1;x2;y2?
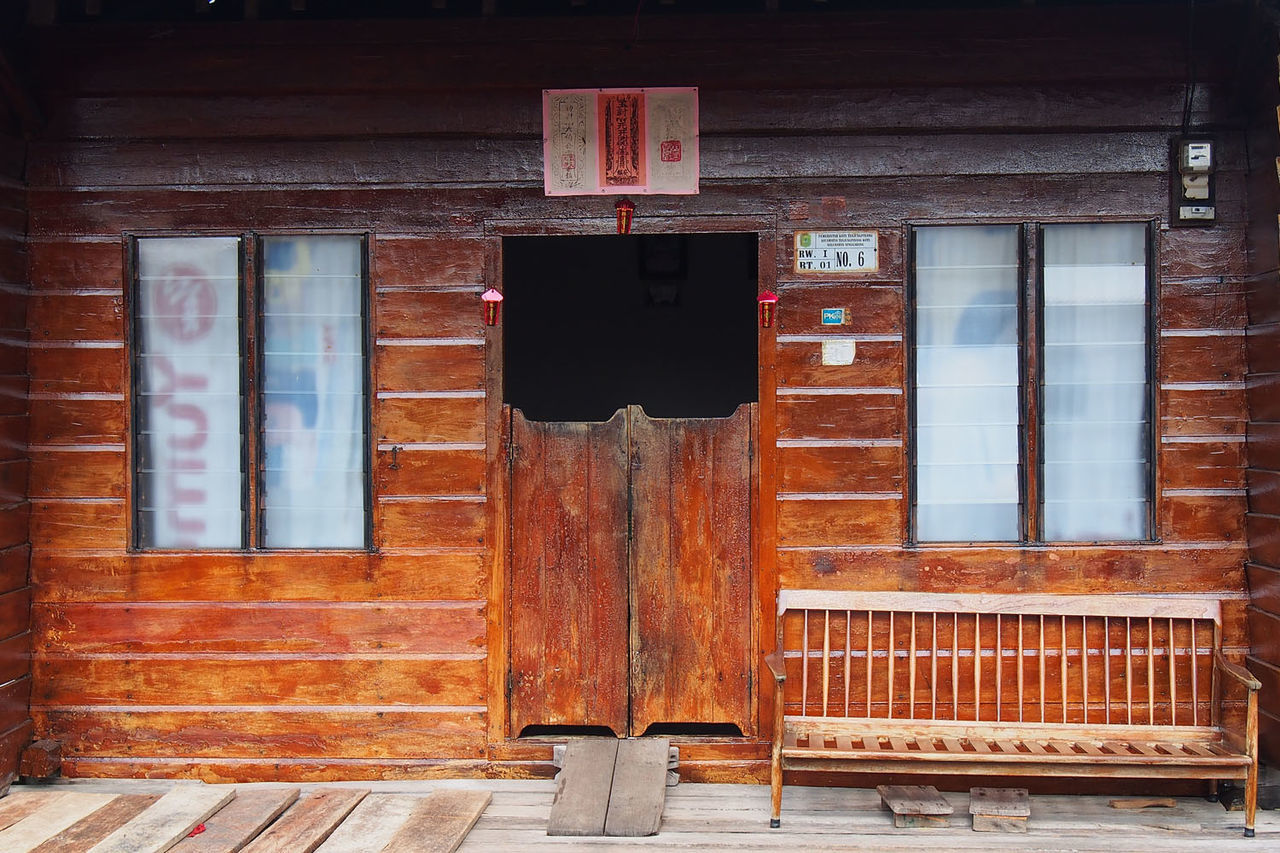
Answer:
780;742;1251;767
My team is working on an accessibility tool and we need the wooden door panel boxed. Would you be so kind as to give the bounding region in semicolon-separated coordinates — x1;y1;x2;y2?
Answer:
508;408;629;735
628;404;754;735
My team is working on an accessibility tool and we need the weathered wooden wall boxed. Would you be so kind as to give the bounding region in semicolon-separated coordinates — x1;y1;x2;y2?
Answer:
18;3;1263;782
0;77;32;789
1244;17;1280;766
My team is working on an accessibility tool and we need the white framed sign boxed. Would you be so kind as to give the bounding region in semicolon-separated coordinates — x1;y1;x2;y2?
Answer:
794;231;879;274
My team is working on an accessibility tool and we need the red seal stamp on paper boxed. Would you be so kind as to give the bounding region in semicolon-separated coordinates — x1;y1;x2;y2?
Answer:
660;140;682;162
562;152;576;171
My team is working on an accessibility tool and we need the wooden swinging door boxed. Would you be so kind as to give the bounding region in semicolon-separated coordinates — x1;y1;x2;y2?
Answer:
508;404;755;738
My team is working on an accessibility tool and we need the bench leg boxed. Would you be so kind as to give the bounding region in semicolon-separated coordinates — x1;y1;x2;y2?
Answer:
1245;763;1257;837
1207;780;1219;803
770;752;782;827
770;765;782;827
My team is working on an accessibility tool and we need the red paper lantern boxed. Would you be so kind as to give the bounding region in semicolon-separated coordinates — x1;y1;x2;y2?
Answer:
615;197;636;234
758;290;779;329
481;288;504;327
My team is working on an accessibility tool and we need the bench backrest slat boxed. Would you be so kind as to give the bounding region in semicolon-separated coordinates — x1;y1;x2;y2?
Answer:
777;590;1222;622
777;591;1222;728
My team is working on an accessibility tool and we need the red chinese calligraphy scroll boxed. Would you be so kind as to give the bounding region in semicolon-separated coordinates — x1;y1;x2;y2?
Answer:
543;87;698;196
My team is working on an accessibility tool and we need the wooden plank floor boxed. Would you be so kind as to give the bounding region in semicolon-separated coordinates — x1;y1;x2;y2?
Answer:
10;778;1277;852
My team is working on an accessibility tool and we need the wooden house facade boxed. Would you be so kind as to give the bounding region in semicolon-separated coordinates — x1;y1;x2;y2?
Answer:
0;0;1278;791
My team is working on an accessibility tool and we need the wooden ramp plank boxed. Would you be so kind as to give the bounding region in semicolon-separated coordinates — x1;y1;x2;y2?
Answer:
604;738;669;837
241;789;367;853
547;738;619;836
171;788;300;853
313;794;420;853
382;789;492;853
88;786;236;853
0;793;118;853
31;794;162;853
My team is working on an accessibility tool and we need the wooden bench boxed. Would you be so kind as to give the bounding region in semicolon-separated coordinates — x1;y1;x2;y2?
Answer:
765;590;1261;836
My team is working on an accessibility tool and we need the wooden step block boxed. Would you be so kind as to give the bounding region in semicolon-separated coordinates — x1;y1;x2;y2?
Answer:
877;785;953;828
969;787;1030;833
19;740;61;780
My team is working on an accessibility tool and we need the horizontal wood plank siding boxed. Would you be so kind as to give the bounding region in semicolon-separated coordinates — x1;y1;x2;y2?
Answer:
1242;20;1280;764
18;2;1265;782
25;228;494;778
0;113;30;791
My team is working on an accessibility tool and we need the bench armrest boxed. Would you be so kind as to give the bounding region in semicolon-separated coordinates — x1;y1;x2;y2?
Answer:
764;650;786;683
1214;650;1261;691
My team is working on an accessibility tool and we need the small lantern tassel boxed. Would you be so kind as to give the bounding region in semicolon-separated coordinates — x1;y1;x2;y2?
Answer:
615;197;636;235
481;288;504;327
758;290;779;329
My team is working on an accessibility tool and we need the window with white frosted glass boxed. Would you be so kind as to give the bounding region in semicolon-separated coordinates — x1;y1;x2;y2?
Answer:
133;234;369;551
913;226;1021;542
260;236;367;549
134;237;245;548
1041;223;1150;541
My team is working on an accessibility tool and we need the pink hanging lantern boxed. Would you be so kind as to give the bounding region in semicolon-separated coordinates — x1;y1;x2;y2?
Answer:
481;288;504;327
758;290;779;329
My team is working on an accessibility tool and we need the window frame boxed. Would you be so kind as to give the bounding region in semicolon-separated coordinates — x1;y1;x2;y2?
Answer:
907;220;1158;547
128;231;374;552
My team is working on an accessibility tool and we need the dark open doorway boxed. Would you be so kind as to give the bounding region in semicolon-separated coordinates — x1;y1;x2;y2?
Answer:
502;233;758;421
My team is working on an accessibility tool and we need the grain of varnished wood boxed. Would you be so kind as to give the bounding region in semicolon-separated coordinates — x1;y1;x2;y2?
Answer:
508;410;629;735
629;406;754;736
